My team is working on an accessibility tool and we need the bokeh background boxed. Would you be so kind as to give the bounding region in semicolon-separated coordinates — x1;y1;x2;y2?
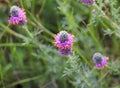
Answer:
0;0;120;88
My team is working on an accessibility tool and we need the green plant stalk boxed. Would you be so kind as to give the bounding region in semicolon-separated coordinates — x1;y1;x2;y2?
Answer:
0;65;5;88
31;0;36;13
0;43;35;47
7;75;42;87
20;0;24;8
28;12;54;37
38;0;47;14
5;0;11;7
73;46;91;66
0;22;28;41
88;28;104;53
99;70;109;82
22;25;33;39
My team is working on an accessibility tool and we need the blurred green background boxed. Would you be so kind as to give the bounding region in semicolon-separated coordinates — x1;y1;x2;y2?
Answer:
0;0;120;88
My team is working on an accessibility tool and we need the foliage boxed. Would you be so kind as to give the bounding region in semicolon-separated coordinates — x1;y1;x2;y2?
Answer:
0;0;120;88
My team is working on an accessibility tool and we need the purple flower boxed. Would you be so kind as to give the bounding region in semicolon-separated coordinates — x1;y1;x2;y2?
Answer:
58;48;72;56
78;0;95;5
55;31;74;56
92;52;109;69
55;31;74;49
9;5;27;25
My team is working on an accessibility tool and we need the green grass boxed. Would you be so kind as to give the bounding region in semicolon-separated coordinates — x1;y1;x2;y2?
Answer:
0;0;120;88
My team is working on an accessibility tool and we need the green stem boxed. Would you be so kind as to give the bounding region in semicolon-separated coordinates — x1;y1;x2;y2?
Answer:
0;43;35;47
7;75;42;87
0;65;5;88
23;26;33;38
0;23;28;41
28;12;54;37
73;46;91;66
38;0;47;14
99;70;109;82
20;0;24;8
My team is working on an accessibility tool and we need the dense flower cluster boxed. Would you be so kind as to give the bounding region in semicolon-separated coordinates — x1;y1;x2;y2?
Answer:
78;0;95;5
9;5;27;25
92;52;109;69
55;31;74;56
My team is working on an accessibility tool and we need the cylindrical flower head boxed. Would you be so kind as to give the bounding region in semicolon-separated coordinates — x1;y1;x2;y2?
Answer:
78;0;95;5
58;48;72;56
92;52;108;69
9;5;27;25
55;31;74;49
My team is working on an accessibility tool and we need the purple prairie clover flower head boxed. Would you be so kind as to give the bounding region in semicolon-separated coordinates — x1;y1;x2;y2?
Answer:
55;31;74;49
78;0;95;5
9;5;27;25
55;31;74;56
92;52;109;69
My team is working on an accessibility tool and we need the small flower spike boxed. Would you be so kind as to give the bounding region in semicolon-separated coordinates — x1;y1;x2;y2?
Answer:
92;52;109;69
9;5;27;25
78;0;95;5
55;31;74;49
55;31;74;56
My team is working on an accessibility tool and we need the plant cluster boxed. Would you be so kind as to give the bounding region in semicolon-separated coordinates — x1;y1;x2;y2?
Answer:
0;0;120;88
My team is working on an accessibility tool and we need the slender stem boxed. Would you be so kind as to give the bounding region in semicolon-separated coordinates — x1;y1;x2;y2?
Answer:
28;12;54;37
99;71;109;82
20;0;24;8
7;75;41;87
0;65;5;88
0;43;35;47
5;0;11;7
38;0;47;14
0;23;28;41
73;46;91;66
22;26;33;38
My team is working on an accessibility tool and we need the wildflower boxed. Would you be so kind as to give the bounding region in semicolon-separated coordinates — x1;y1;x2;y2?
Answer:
78;0;95;5
92;52;109;69
9;5;27;25
55;31;74;56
